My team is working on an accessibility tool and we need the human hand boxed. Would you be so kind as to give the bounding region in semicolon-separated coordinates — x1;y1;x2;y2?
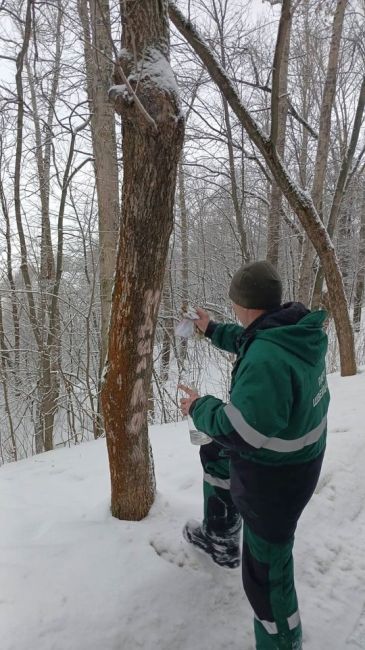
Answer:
178;384;200;416
194;307;210;334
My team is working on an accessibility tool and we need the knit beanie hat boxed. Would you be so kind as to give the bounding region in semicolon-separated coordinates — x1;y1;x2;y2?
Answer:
229;261;282;310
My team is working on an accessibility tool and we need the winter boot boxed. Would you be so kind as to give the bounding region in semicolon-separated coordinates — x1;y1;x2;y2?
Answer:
183;519;241;569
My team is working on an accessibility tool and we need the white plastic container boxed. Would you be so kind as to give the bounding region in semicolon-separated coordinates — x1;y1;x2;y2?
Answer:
188;416;212;446
175;308;199;339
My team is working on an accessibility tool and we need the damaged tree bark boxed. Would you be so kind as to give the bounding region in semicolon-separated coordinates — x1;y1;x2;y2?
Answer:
101;0;184;520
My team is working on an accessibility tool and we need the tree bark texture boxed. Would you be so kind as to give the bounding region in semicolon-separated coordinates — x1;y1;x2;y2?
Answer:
101;0;184;520
13;0;55;453
26;1;63;453
178;159;189;361
179;159;189;312
168;1;356;376
78;0;120;373
0;175;20;378
160;266;174;382
0;298;17;461
311;75;365;308
298;0;348;305
267;0;292;267
353;184;365;332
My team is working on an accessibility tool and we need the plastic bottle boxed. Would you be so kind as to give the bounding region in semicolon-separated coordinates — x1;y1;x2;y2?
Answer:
188;415;212;446
179;377;212;446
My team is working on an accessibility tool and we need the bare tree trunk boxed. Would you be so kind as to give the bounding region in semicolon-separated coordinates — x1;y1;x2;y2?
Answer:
337;198;353;297
298;0;349;304
160;267;174;383
295;0;312;192
312;75;365;307
267;0;292;267
178;160;189;309
212;0;249;261
13;1;49;454
14;1;41;351
177;75;203;361
0;173;20;378
169;1;356;376
26;1;63;453
78;0;120;369
43;123;89;451
78;0;120;438
353;183;365;332
223;96;250;261
0;298;17;462
101;0;184;520
178;159;189;360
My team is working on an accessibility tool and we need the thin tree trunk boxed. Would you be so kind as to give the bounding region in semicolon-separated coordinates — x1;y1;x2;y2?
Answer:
267;0;292;267
0;298;17;461
160;267;174;383
223;96;250;261
178;159;189;360
26;1;63;453
0;175;20;377
101;0;184;520
78;0;120;371
212;0;249;261
14;1;41;351
179;159;189;312
337;198;353;298
353;184;365;331
43;123;90;451
298;0;349;305
13;0;50;453
312;75;365;307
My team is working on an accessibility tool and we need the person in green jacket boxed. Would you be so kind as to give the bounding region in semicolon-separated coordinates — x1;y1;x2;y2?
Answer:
179;260;330;650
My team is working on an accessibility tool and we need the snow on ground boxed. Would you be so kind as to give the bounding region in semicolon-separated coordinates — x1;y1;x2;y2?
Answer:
1;370;365;650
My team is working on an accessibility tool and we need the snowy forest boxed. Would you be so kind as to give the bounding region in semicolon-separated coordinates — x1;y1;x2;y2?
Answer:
1;1;365;650
0;0;364;465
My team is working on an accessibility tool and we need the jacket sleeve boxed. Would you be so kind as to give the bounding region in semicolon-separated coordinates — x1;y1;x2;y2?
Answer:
190;359;293;451
205;321;244;354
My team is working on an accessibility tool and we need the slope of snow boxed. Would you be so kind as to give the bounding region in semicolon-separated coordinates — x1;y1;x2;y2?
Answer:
1;370;365;650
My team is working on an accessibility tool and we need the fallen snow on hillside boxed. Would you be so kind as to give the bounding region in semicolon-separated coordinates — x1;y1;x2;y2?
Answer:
1;370;365;650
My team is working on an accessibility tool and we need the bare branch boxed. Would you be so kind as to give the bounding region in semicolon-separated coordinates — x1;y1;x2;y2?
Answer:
236;78;318;139
327;75;365;239
14;0;42;350
270;0;291;145
168;0;356;375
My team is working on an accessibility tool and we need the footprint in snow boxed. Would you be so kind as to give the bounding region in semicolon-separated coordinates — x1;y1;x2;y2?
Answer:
149;535;200;570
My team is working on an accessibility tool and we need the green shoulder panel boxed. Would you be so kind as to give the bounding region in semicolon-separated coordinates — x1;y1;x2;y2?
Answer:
210;323;244;354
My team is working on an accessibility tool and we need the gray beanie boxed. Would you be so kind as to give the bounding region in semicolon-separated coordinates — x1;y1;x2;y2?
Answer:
229;261;282;310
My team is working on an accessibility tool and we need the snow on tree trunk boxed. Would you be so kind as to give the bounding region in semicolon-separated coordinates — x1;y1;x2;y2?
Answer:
101;0;184;520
